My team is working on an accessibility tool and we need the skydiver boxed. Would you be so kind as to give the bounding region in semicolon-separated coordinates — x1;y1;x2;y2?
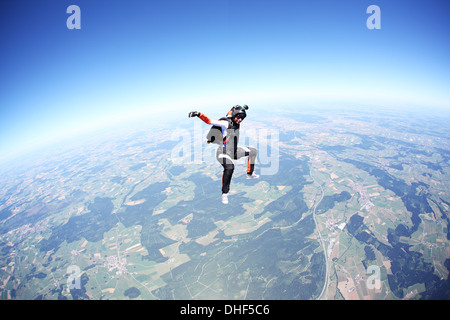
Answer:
188;105;258;204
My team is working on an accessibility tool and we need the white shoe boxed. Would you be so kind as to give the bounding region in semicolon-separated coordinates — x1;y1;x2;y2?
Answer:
222;193;229;204
246;173;260;179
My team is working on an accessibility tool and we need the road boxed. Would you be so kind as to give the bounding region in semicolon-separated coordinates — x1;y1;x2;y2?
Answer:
309;167;328;300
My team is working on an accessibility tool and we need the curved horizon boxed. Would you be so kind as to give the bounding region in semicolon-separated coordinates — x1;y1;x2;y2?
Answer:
1;0;449;163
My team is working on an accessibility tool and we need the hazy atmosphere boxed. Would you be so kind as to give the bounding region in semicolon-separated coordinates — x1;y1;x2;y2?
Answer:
1;0;449;163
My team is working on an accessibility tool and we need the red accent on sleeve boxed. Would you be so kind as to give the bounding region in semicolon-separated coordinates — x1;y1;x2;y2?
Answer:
199;113;211;124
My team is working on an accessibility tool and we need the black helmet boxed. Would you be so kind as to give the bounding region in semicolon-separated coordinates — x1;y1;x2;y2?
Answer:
228;105;248;121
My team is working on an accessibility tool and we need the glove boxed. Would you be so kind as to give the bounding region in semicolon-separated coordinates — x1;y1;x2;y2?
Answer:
188;111;200;118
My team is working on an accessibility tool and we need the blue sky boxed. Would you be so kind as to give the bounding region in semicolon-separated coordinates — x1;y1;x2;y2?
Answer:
1;0;449;163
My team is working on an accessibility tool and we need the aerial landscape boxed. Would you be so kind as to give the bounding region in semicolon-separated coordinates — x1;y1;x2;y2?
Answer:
0;106;448;300
1;0;449;302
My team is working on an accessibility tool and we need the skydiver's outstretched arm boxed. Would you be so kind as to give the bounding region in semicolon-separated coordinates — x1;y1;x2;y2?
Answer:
188;111;211;124
188;111;228;128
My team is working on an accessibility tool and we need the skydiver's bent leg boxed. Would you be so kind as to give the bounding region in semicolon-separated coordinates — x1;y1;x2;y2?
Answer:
235;146;258;177
246;147;257;175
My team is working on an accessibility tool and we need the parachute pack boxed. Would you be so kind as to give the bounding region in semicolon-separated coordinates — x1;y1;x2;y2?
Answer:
206;117;229;145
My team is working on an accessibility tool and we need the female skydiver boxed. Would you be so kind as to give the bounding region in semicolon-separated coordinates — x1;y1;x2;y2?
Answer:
188;105;258;204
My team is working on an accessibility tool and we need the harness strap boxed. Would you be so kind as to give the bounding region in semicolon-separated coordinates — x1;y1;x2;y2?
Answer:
218;153;234;163
241;146;250;156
